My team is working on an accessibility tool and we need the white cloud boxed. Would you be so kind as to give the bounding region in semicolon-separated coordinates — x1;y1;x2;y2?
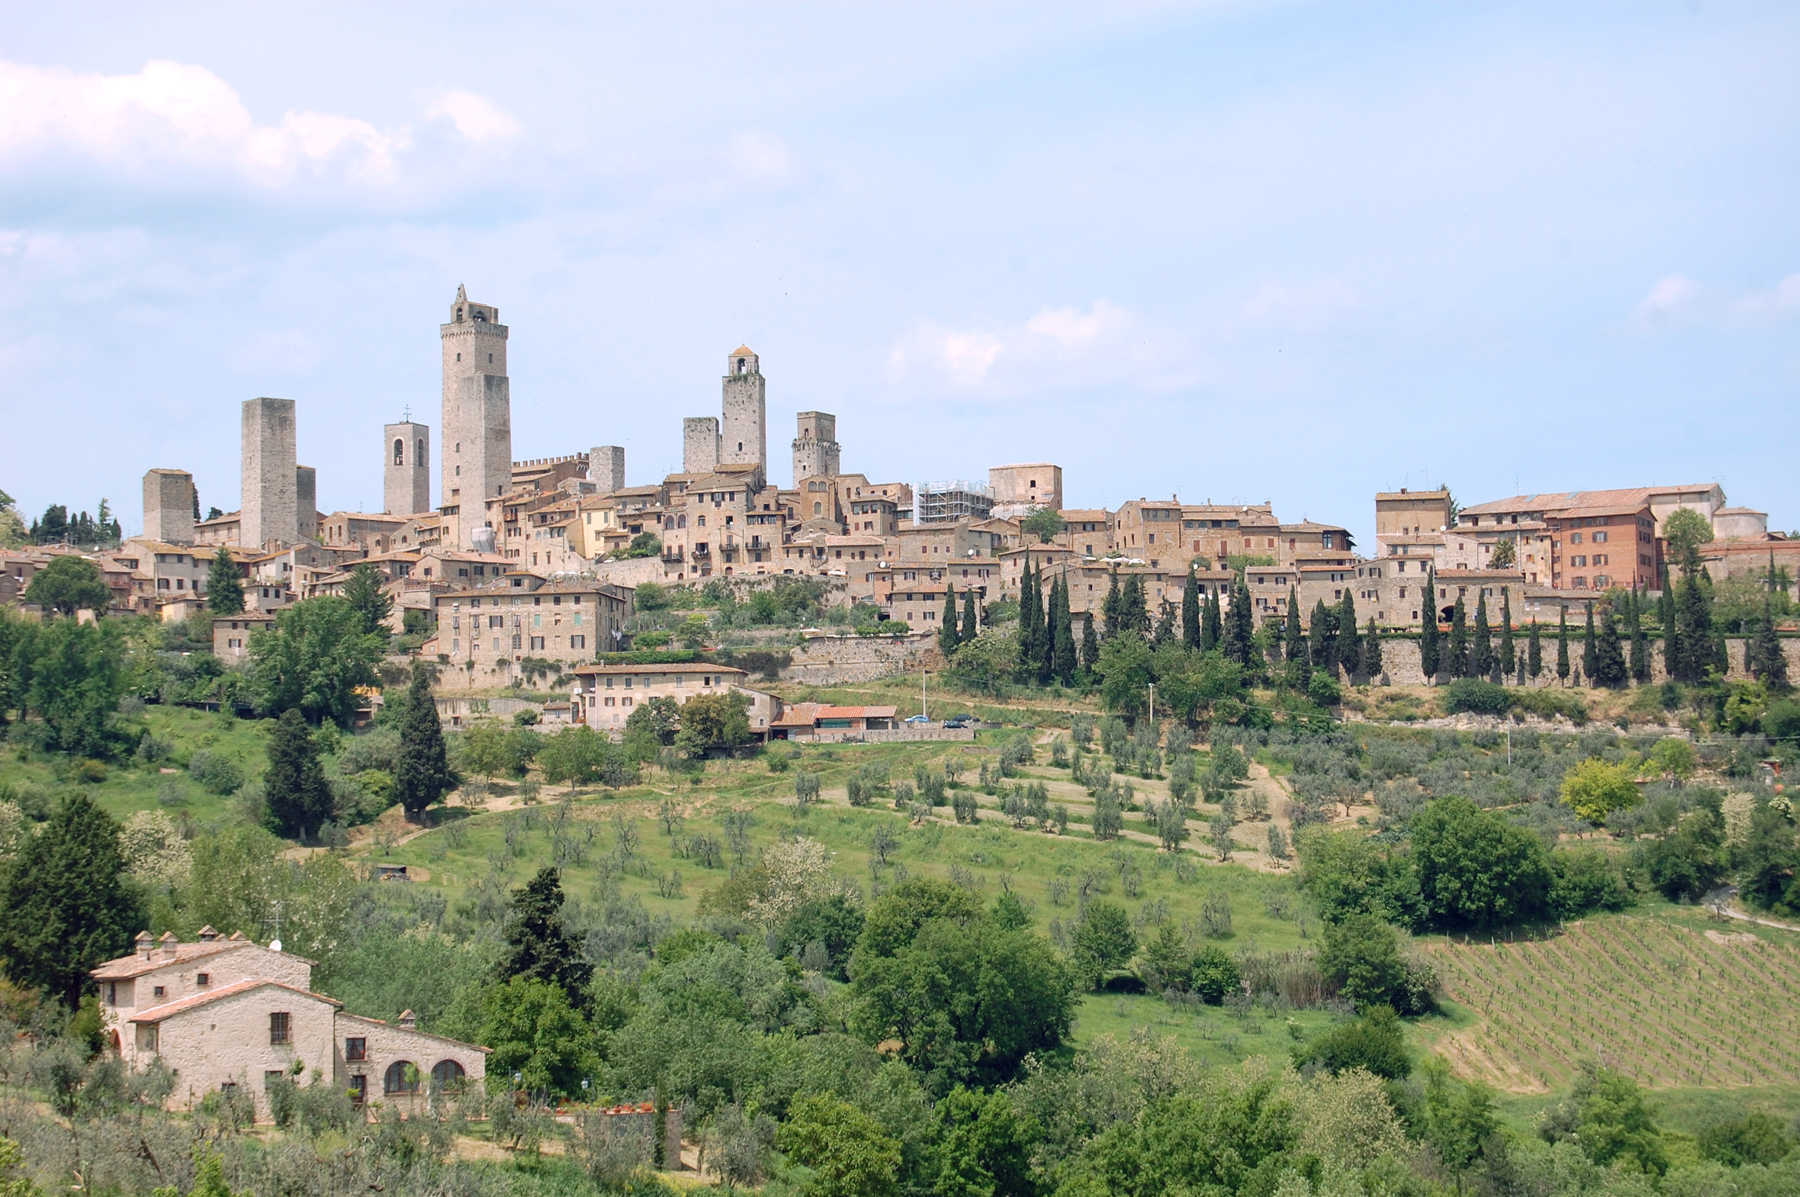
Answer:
725;130;792;182
1735;273;1800;317
1633;273;1702;322
426;90;521;143
889;301;1199;398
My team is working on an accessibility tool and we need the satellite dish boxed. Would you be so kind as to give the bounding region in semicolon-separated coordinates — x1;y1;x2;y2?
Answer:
269;938;283;953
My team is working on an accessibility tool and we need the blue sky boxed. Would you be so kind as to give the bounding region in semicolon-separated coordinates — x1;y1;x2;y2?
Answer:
2;0;1796;547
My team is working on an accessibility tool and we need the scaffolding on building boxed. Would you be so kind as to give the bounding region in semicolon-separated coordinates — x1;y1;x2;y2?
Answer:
914;480;995;524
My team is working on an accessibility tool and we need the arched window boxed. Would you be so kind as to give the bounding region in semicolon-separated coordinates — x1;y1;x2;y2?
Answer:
736;357;745;373
430;1059;466;1092
384;1060;420;1094
393;439;405;466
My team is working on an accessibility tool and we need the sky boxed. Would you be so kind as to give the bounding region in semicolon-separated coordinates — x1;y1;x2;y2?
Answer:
2;0;1796;549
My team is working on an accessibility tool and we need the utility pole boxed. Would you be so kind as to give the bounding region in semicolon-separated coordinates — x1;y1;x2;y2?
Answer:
1148;682;1155;723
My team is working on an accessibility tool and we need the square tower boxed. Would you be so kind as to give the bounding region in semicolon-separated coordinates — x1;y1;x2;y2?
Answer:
142;468;195;545
683;417;720;475
385;421;431;515
440;286;512;548
241;397;298;549
588;445;626;495
791;411;840;487
720;346;765;471
295;466;317;541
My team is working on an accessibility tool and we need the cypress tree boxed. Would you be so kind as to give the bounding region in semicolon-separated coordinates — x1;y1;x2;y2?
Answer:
1594;611;1627;687
1226;580;1255;667
1038;577;1058;685
939;583;961;657
1152;599;1176;648
500;866;593;1009
1309;598;1334;675
206;546;244;614
1527;621;1543;678
1361;616;1383;679
1498;590;1516;676
1336;592;1360;681
1283;588;1305;662
1675;572;1714;683
1080;611;1100;679
1753;598;1789;690
1420;569;1440;680
1447;595;1469;679
1581;603;1598;682
1053;576;1078;686
265;708;333;842
395;660;454;822
1101;570;1120;642
1556;610;1571;683
1182;566;1202;649
1472;593;1493;679
1628;586;1650;683
1123;574;1149;638
960;589;978;644
1020;562;1039;645
1201;587;1222;652
1659;570;1680;683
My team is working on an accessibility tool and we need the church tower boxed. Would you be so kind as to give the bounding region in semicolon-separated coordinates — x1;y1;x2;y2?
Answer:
440;285;512;548
719;346;765;472
384;418;431;515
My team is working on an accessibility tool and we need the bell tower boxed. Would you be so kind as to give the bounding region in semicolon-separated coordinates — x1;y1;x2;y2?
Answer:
439;285;512;547
384;414;431;515
719;345;765;472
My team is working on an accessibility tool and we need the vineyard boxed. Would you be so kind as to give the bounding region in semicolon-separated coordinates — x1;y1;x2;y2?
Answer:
1425;914;1800;1092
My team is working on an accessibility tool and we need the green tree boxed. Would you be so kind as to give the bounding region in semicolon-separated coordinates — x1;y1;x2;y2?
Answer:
1361;617;1383;679
928;1086;1033;1197
1556;610;1571;683
1079;612;1100;679
206;547;245;614
1489;539;1516;569
1645;737;1697;782
341;563;394;636
1472;593;1493;679
1293;1005;1411;1079
24;554;110;617
1527;620;1543;677
1541;1063;1666;1175
960;589;978;645
1052;576;1078;686
1201;587;1222;652
673;690;754;758
1410;796;1552;931
1420;569;1440;679
949;628;1021;697
393;661;454;821
1627;587;1649;683
1446;595;1469;679
1582;603;1598;682
1069;899;1137;990
537;725;609;791
25;618;125;756
939;584;961;657
1593;609;1627;687
478;975;598;1098
0;792;144;1005
1336;592;1360;681
622;694;682;760
1096;632;1154;718
264;709;334;841
776;1093;902;1197
1181;566;1201;650
1283;589;1308;687
1020;506;1065;545
499;866;593;1008
1498;590;1516;676
249;597;382;725
1308;598;1335;677
1674;570;1714;683
1559;758;1641;825
1662;507;1713;575
1318;912;1421;1013
1224;580;1255;669
1659;573;1680;680
1421;1061;1501;1184
1098;570;1118;643
1752;598;1789;690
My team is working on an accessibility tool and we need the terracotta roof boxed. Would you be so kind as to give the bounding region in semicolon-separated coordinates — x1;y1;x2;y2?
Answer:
571;662;747;676
129;979;341;1024
1374;488;1451;502
1460;485;1716;518
816;705;897;720
731;344;754;357
1543;504;1650;520
1436;569;1527;580
92;942;241;980
1058;509;1111;522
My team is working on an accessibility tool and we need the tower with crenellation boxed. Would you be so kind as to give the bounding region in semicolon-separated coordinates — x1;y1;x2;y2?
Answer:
791;411;839;487
440;285;512;548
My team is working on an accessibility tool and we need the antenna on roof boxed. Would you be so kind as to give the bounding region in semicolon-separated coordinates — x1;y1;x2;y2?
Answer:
403;404;412;422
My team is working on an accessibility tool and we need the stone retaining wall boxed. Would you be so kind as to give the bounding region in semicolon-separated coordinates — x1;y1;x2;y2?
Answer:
782;632;933;684
1367;635;1800;687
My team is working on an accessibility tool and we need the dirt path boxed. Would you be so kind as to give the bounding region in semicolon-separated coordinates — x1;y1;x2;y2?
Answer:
1715;904;1800;933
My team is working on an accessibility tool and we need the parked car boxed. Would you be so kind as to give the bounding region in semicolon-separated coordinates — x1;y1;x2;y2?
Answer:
904;713;932;725
942;714;974;729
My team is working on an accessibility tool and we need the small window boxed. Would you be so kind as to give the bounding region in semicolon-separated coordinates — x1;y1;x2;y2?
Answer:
346;1037;367;1062
348;1074;367;1105
196;973;210;987
153;985;166;999
269;1012;291;1045
265;1069;286;1091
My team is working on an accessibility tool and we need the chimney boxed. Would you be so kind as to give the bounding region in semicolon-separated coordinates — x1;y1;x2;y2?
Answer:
227;930;248;942
397;1010;417;1030
135;931;154;961
197;925;219;942
157;931;179;961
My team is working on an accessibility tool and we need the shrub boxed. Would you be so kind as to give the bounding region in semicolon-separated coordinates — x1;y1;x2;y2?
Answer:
1443;679;1510;716
1548;848;1632;919
1294;1006;1411;1079
1189;945;1240;1005
187;750;244;796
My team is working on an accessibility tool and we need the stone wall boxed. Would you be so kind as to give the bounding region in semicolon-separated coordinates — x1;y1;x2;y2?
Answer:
1366;634;1800;687
783;631;932;684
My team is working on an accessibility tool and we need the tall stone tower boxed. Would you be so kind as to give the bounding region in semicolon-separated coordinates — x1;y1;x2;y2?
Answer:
385;420;431;515
295;466;318;541
791;411;840;486
241;397;298;549
142;468;195;545
440;286;512;548
720;346;765;472
588;445;626;495
682;417;720;475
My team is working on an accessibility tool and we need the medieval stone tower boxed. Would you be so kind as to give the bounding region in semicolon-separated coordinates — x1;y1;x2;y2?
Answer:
720;346;765;472
241;397;298;549
440;285;512;548
682;417;720;475
791;411;840;486
385;419;431;515
588;445;626;495
141;468;195;545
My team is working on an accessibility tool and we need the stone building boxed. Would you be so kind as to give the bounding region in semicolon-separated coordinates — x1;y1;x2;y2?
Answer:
94;928;485;1120
988;463;1063;520
570;662;776;737
142;469;196;546
721;346;766;472
213;612;276;663
792;411;840;487
428;573;632;684
1373;487;1452;556
588;445;627;495
440;286;512;550
682;417;721;475
241;397;298;550
385;420;431;515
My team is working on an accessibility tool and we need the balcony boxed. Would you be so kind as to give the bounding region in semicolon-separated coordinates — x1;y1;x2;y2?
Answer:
661;548;685;563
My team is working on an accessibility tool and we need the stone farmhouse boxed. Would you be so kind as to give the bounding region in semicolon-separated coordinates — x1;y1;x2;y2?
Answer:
94;927;485;1120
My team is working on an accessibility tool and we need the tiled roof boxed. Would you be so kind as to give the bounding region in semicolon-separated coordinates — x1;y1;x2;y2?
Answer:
92;942;241;980
1460;485;1716;517
129;979;341;1024
571;662;746;676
